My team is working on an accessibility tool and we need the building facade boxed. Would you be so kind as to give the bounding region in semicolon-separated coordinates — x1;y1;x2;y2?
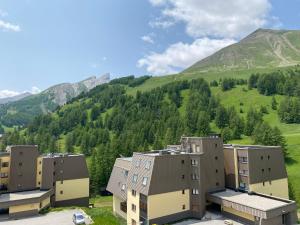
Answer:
0;145;89;218
224;144;289;199
107;137;298;225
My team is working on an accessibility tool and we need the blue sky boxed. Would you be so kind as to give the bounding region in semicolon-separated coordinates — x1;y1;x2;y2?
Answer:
0;0;300;96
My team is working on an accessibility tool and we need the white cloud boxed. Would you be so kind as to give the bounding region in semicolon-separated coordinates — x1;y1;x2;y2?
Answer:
141;35;155;44
138;38;235;75
149;18;175;29
0;19;21;32
31;86;41;94
0;90;20;99
0;87;41;99
149;0;272;38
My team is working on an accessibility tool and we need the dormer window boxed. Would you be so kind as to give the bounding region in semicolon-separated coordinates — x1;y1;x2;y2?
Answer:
121;184;126;191
132;174;138;183
145;161;151;170
142;177;148;186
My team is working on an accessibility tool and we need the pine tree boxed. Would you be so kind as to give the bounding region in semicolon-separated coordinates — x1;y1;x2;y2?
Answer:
215;106;228;129
271;96;278;110
65;133;74;153
197;111;211;136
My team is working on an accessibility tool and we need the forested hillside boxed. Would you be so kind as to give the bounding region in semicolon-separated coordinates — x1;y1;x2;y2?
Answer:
2;68;300;201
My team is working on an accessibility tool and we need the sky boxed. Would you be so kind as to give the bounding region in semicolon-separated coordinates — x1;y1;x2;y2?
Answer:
0;0;300;98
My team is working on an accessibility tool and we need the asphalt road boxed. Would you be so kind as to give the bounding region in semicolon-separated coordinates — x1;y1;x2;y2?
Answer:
0;209;92;225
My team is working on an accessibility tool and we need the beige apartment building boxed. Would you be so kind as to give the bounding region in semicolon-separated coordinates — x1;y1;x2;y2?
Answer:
0;145;89;218
107;136;298;225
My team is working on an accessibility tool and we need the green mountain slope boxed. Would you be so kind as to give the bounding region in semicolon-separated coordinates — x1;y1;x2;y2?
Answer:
185;29;300;73
0;74;110;127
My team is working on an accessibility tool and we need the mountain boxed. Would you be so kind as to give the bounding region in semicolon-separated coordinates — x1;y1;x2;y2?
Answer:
186;29;300;73
0;92;32;105
0;74;110;127
43;73;110;106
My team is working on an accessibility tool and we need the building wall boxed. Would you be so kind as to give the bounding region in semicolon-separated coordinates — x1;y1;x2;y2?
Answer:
113;195;127;220
36;156;43;188
55;178;89;202
127;189;140;225
0;156;10;187
249;178;289;199
9;202;40;214
41;196;51;208
224;148;236;189
41;157;54;190
8;146;39;192
222;206;255;221
148;189;190;220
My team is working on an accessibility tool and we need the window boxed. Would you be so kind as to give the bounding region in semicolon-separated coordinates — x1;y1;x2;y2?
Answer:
135;159;141;168
60;170;63;174
192;189;199;195
182;190;185;194
191;159;198;166
145;161;151;170
131;204;136;212
132;190;136;196
181;159;185;164
39;171;41;175
268;168;271;172
121;184;126;191
215;156;218;160
132;219;137;225
132;174;138;183
0;173;8;178
124;170;129;177
262;169;264;173
60;159;64;164
2;162;9;167
53;182;55;187
54;161;56;166
18;173;22;177
39;161;42;165
53;172;56;176
268;155;270;160
261;156;263;160
142;177;148;186
182;204;186;210
182;174;185;180
238;157;248;163
19;151;23;155
18;162;22;167
239;169;248;176
38;182;41;185
263;182;265;186
191;174;199;180
60;190;63;194
216;169;218;173
216;182;219;186
215;143;218;148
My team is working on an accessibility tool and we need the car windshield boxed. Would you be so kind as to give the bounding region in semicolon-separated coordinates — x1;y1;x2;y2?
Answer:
76;215;84;220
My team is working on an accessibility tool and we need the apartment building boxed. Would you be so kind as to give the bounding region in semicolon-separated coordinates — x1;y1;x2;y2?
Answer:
107;136;298;225
224;144;289;199
0;145;89;218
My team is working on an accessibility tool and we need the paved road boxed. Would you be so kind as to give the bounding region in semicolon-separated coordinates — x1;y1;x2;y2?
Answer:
0;209;92;225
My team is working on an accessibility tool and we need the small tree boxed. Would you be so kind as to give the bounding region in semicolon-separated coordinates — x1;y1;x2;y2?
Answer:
271;96;278;110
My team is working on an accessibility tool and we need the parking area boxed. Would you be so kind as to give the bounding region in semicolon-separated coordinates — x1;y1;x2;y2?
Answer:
0;209;92;225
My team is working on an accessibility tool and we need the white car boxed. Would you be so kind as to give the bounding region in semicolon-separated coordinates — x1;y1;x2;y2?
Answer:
73;213;86;225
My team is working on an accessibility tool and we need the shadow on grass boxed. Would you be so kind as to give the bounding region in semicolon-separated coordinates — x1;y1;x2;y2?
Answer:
285;155;297;165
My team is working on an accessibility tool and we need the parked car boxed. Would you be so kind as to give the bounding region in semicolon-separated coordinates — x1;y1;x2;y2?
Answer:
73;213;85;225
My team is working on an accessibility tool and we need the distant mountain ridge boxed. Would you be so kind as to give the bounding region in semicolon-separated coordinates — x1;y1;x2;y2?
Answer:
0;74;110;127
0;92;32;105
185;29;300;73
43;73;110;106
